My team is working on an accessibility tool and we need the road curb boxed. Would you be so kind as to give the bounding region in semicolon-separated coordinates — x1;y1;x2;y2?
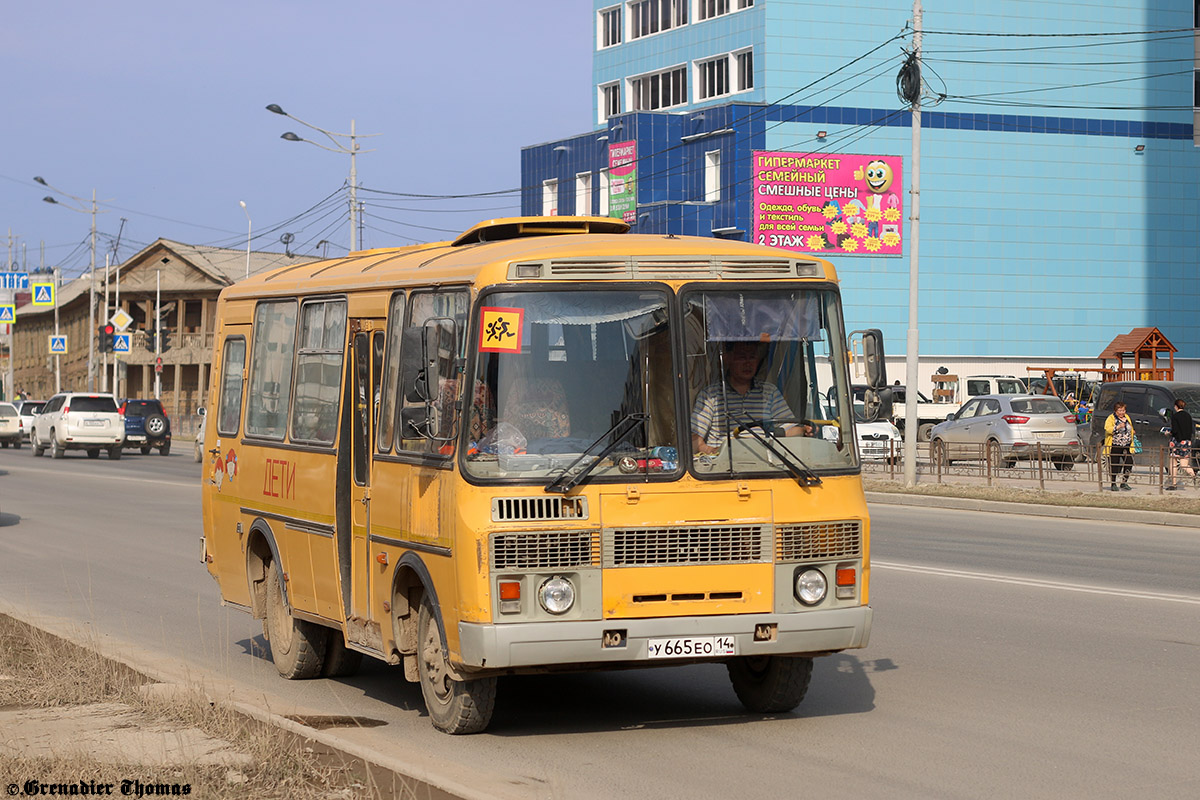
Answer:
0;602;543;800
865;491;1200;529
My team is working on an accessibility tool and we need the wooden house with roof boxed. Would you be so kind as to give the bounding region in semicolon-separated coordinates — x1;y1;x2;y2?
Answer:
13;239;315;422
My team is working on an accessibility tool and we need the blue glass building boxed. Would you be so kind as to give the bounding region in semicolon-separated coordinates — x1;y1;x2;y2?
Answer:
521;1;1200;370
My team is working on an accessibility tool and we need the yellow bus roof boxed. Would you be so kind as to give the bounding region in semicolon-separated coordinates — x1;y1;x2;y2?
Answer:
220;216;837;299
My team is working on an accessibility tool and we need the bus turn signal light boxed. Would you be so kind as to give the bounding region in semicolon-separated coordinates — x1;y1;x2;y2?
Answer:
499;580;522;614
836;565;857;600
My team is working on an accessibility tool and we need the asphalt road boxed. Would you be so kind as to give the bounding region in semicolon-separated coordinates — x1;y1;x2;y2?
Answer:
1;447;1197;799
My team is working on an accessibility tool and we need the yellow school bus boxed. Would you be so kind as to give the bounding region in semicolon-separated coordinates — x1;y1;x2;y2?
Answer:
200;216;889;734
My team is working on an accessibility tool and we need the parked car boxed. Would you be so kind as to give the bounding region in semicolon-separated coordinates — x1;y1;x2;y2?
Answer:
0;402;22;448
31;392;125;459
121;398;172;455
853;401;900;464
929;394;1081;470
17;400;46;442
1084;381;1200;463
194;407;206;462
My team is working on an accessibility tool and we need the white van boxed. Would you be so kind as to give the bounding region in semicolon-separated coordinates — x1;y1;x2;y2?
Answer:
963;375;1027;397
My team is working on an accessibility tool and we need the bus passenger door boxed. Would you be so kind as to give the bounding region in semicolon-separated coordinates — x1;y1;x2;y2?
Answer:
347;326;381;628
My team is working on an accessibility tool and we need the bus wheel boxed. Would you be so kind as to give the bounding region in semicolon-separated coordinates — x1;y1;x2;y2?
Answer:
263;560;327;680
321;634;363;678
727;655;813;713
417;596;496;734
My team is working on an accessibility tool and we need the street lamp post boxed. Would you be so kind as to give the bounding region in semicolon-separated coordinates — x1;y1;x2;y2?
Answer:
239;201;252;279
266;104;377;252
35;177;104;391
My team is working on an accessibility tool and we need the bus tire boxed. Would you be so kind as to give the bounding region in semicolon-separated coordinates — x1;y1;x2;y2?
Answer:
727;655;813;714
321;634;363;678
264;560;327;680
417;595;495;734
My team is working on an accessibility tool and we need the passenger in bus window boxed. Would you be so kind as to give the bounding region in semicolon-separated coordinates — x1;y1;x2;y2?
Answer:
690;341;801;455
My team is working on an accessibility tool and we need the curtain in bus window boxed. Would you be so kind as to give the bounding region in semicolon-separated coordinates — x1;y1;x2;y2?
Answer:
290;299;346;444
246;301;297;439
702;292;820;341
217;339;246;436
517;293;663;326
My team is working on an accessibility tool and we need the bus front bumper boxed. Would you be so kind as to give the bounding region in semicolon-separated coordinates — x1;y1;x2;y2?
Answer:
457;606;871;670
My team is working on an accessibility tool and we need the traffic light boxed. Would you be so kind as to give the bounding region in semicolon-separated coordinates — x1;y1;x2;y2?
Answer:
99;324;115;353
146;328;157;352
159;327;171;353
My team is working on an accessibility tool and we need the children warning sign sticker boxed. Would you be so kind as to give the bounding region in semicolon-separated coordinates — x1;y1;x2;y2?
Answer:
478;307;524;353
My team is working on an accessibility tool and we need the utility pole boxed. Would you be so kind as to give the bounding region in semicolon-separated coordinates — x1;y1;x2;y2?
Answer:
88;189;97;391
154;269;161;400
902;0;923;487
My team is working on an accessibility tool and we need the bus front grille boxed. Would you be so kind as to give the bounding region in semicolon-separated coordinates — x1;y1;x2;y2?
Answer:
603;525;771;567
775;520;862;562
491;530;600;570
492;496;588;522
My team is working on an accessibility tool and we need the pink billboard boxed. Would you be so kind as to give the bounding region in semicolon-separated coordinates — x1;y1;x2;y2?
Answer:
752;151;903;256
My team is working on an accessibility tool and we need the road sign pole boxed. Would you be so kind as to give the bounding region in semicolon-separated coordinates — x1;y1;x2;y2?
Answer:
54;267;61;393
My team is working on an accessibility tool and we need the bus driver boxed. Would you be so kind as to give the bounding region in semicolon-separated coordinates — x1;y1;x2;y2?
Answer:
691;341;806;455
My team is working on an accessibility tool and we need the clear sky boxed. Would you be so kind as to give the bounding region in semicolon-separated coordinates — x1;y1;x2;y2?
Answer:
1;1;591;279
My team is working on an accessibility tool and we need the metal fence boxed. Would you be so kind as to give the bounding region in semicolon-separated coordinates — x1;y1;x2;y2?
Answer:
860;442;1198;494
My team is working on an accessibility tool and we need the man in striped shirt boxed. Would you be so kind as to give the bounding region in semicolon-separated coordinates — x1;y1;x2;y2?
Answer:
691;341;806;455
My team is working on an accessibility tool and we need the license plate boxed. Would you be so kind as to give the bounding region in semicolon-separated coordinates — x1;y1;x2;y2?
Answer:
1034;431;1062;439
647;635;736;659
84;419;106;427
127;435;145;442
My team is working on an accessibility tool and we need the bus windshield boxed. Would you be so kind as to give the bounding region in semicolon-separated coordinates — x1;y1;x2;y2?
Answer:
683;287;856;476
464;289;678;482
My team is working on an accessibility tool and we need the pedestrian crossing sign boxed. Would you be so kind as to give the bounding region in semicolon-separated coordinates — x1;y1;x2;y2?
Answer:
112;333;131;354
49;335;67;354
32;282;55;306
0;305;13;323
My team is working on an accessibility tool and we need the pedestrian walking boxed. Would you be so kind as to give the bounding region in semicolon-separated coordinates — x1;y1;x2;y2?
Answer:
1104;402;1135;491
1165;398;1195;490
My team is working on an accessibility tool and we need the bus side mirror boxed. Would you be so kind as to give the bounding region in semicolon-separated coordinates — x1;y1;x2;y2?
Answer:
400;405;437;439
400;327;433;403
861;387;893;423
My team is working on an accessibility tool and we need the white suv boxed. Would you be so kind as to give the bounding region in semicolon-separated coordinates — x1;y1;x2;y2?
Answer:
32;392;125;460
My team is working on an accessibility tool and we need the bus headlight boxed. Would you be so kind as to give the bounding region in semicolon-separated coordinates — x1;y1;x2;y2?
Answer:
538;576;575;615
794;568;827;606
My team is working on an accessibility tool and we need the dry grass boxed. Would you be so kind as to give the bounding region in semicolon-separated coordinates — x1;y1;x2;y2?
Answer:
0;615;424;800
864;477;1200;516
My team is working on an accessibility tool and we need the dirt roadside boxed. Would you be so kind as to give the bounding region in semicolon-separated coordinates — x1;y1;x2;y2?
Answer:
0;614;448;800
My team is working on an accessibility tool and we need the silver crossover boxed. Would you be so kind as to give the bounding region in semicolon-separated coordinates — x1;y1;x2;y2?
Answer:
930;394;1081;470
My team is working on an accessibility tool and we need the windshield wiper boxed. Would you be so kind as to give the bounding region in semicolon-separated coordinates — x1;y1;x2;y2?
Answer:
720;412;822;487
544;413;648;494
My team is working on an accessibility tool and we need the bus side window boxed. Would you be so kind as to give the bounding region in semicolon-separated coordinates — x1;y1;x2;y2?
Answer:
289;299;346;445
246;300;298;439
400;289;468;455
376;292;406;454
216;337;246;437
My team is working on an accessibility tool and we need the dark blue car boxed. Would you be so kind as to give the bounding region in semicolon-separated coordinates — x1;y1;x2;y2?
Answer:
121;398;171;455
